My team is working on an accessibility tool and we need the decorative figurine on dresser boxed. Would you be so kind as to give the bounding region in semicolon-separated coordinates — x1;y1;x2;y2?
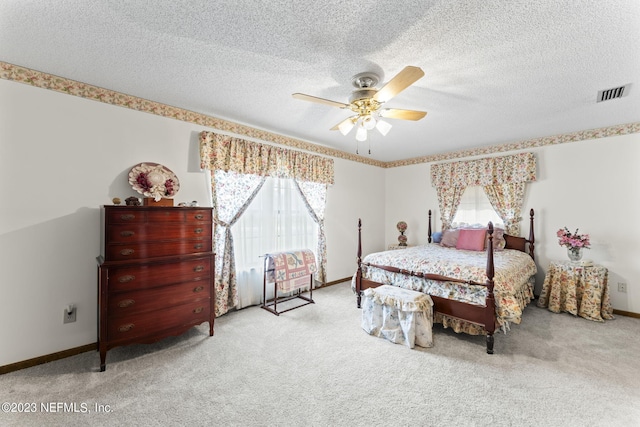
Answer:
96;163;215;371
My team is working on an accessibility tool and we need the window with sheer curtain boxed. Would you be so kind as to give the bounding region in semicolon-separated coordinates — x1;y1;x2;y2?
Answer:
232;177;318;309
452;186;504;228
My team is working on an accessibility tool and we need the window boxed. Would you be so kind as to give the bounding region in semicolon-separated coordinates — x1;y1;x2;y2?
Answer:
452;186;503;228
232;177;318;308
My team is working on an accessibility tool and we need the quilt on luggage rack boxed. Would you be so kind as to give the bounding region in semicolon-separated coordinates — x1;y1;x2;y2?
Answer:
266;249;317;292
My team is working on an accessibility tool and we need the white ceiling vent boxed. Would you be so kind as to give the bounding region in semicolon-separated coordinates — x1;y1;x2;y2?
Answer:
597;84;629;102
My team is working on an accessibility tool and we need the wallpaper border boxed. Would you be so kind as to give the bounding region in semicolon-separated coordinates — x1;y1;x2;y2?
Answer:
2;61;639;169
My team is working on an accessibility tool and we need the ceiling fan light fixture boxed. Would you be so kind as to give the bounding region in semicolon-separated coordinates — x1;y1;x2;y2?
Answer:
362;114;377;130
355;125;367;142
376;119;392;136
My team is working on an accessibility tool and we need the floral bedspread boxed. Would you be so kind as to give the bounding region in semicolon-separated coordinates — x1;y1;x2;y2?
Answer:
352;244;537;334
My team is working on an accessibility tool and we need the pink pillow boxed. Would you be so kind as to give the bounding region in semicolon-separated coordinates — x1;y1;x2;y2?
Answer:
439;229;460;248
456;229;487;251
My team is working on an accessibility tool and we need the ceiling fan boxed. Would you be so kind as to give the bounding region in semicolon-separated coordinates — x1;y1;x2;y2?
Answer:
292;66;427;144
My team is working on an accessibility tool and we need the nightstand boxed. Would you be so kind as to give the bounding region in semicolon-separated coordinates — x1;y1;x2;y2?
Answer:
387;244;414;250
537;260;613;322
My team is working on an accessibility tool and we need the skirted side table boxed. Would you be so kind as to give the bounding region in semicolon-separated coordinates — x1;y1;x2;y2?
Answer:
537;261;614;322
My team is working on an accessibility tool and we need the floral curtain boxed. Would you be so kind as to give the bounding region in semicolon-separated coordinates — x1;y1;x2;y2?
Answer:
436;185;466;231
430;152;536;187
483;182;526;235
431;153;536;232
294;179;328;283
211;169;266;317
200;131;334;185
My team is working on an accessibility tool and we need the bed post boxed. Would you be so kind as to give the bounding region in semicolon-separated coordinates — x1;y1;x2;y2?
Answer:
428;209;432;243
485;222;496;354
356;218;363;308
528;208;535;262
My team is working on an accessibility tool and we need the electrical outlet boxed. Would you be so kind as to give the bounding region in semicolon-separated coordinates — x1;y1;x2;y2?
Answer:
64;305;76;323
618;283;627;293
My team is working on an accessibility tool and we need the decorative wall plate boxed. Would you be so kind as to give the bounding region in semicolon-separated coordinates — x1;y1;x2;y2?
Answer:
128;162;180;201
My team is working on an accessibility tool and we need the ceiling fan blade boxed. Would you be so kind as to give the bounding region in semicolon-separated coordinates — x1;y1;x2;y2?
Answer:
292;93;349;109
380;108;427;121
373;66;425;103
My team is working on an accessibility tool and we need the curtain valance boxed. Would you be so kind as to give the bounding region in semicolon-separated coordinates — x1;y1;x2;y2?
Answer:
431;152;536;188
200;131;334;185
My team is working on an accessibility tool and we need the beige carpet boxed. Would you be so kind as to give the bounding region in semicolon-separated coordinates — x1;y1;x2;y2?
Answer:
1;282;639;426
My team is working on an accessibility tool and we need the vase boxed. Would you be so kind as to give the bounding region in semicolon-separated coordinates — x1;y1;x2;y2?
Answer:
567;247;583;262
397;221;408;246
398;232;407;246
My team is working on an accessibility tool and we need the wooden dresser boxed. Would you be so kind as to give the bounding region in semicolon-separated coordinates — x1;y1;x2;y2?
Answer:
97;205;215;371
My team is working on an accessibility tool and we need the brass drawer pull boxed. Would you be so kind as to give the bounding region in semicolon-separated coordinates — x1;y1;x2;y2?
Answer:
120;230;135;237
118;299;135;308
193;307;204;314
118;275;136;283
194;228;203;234
120;214;136;221
120;248;135;256
119;323;135;332
193;265;204;272
194;214;204;220
193;286;204;293
194;244;203;250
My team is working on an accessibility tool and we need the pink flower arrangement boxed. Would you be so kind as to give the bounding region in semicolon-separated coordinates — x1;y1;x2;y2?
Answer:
557;227;590;249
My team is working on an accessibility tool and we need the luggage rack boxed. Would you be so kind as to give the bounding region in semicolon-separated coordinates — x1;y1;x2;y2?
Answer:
261;250;316;316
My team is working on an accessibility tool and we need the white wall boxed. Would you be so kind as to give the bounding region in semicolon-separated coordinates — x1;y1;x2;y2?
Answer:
529;135;640;312
0;78;385;366
384;163;435;247
385;134;640;313
326;158;386;281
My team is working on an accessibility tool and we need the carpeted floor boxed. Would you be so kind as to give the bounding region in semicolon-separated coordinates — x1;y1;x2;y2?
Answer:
1;282;639;427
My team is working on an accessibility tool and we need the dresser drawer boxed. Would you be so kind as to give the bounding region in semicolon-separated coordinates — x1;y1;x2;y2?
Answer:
106;208;211;225
106;223;212;244
147;209;211;223
106;209;148;224
108;257;211;291
108;280;210;317
105;239;212;261
107;299;210;342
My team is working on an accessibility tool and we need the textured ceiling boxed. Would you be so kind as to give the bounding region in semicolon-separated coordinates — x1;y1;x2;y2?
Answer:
1;0;639;162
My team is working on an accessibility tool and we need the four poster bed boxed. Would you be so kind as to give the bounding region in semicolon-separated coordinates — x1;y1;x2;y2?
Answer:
353;209;537;354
